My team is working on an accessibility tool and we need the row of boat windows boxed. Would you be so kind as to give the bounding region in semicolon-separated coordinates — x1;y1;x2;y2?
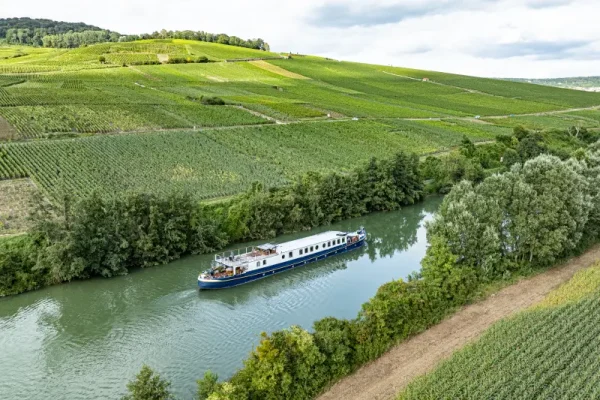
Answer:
255;237;346;267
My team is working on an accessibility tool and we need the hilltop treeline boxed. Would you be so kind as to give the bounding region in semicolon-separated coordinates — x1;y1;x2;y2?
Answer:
0;17;270;51
0;152;421;296
0;17;120;46
138;30;270;51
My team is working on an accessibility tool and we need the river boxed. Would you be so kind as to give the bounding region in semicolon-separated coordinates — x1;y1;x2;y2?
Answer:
0;196;442;399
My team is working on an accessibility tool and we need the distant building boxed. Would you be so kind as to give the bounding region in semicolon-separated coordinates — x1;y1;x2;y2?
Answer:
422;78;430;82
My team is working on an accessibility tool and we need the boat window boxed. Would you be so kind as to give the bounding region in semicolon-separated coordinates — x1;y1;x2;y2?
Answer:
299;249;303;255
282;254;285;259
338;239;341;244
305;247;308;253
256;262;260;267
310;246;314;252
263;260;266;265
316;245;319;250
328;241;331;247
289;252;293;258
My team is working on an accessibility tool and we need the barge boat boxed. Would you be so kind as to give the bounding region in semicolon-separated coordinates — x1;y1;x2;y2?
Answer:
198;227;366;289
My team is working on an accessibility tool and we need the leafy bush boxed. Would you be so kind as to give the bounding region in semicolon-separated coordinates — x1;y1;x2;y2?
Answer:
122;365;174;400
201;96;226;106
0;235;43;296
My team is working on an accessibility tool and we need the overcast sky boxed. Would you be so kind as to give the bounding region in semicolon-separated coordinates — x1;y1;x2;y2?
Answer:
2;0;599;78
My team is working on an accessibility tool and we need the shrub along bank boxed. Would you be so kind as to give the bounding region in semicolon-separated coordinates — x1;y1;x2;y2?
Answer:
0;152;422;296
195;141;600;400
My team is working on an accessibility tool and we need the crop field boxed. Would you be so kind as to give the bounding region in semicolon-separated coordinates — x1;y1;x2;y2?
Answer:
0;120;502;200
567;109;600;123
0;41;598;141
0;39;599;208
398;263;600;400
484;113;600;130
0;104;270;139
270;57;600;114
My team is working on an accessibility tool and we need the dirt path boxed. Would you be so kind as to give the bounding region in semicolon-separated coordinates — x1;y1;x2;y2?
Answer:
318;244;600;400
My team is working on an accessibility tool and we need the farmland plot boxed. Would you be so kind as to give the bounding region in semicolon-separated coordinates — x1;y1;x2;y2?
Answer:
398;264;600;400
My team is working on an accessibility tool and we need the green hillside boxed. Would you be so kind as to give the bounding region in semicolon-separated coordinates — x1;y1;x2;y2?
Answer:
0;38;599;204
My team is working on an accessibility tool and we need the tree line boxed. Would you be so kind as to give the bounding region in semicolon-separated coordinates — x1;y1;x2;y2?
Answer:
1;17;120;47
138;30;270;51
0;151;421;297
0;18;270;51
421;124;599;194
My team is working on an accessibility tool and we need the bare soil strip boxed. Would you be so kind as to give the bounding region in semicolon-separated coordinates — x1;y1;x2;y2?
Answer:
249;60;310;79
0;114;17;140
318;244;600;400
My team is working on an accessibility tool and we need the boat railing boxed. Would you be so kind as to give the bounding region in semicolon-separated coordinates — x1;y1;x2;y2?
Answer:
214;246;279;267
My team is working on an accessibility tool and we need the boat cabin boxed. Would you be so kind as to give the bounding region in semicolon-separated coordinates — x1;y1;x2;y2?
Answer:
207;230;360;279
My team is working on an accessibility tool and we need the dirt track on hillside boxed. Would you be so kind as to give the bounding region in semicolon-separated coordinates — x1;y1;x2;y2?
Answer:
318;245;600;400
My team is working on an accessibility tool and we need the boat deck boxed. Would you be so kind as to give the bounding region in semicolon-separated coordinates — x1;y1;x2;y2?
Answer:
214;231;348;268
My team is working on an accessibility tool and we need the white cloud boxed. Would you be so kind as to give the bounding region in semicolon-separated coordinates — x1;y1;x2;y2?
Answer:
1;0;599;78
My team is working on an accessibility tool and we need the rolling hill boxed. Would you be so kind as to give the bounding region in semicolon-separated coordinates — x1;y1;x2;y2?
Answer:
0;38;599;210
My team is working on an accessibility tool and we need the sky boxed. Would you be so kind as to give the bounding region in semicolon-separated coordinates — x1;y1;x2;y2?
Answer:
2;0;599;78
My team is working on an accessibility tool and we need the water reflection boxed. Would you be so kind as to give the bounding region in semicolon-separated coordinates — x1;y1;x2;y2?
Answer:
0;196;442;400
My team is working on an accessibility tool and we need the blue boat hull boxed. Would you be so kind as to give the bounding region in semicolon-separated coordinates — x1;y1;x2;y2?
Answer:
198;238;365;290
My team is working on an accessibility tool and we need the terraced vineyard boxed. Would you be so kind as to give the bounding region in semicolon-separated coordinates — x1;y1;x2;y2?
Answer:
398;264;600;400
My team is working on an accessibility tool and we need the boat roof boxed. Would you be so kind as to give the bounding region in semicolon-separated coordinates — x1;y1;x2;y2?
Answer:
276;231;349;253
257;243;277;251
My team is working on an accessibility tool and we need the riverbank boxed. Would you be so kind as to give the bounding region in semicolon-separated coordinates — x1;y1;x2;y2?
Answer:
0;151;423;297
318;244;600;400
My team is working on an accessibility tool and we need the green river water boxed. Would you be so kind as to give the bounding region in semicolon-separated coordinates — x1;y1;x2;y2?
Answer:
0;197;442;399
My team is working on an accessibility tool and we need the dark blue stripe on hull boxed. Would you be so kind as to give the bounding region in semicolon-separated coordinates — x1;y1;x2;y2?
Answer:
198;240;365;290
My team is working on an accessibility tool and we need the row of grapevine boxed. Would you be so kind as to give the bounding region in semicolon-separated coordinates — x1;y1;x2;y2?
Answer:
0;103;271;139
0;131;289;200
399;292;600;399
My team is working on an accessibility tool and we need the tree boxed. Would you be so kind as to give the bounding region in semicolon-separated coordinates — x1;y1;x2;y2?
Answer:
427;153;594;278
99;55;106;64
197;371;219;400
122;365;174;400
517;132;546;161
231;326;326;399
459;135;476;158
502;148;520;168
513;125;530;141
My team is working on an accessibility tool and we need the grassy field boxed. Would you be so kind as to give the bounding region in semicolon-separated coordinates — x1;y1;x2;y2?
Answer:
398;262;600;400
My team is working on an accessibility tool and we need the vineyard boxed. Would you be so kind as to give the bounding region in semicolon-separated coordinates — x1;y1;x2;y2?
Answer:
398;263;600;400
0;120;503;200
0;39;599;203
1;41;599;140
